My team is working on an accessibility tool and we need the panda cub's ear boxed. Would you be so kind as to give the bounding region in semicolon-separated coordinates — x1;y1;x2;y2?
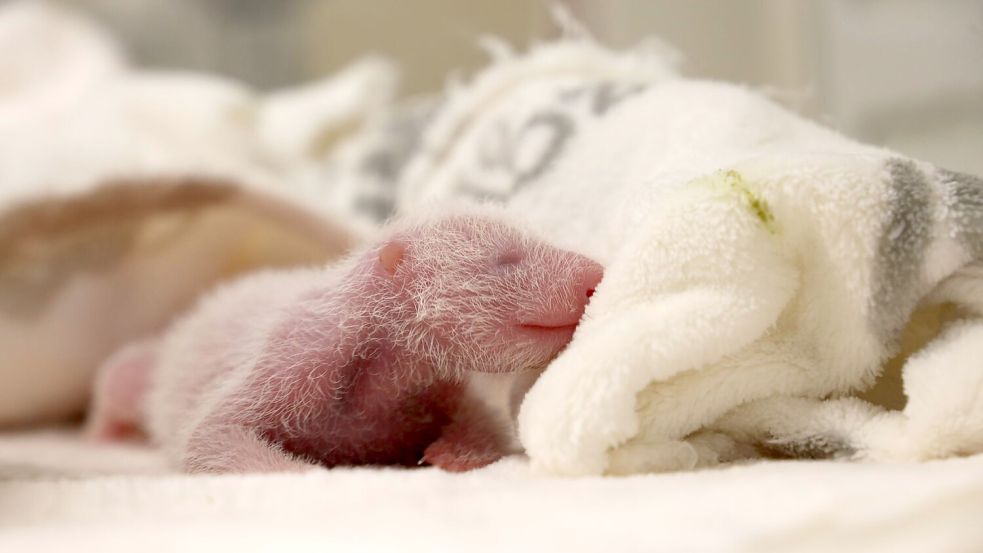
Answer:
378;241;407;275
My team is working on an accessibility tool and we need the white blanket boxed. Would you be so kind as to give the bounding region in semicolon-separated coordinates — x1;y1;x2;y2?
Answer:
2;430;983;553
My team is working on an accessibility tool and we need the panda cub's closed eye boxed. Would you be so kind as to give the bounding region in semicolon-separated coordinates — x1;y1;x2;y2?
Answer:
494;250;524;268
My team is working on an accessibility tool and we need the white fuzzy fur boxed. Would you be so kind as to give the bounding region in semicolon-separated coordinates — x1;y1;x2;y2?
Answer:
398;39;983;475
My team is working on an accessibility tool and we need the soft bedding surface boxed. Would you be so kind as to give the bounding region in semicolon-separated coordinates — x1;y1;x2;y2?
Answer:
1;429;982;553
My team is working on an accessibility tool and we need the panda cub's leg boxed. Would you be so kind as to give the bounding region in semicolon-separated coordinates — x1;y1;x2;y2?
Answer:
85;338;158;441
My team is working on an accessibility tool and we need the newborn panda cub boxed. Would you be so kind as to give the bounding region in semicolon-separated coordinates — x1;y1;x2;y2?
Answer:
87;209;603;473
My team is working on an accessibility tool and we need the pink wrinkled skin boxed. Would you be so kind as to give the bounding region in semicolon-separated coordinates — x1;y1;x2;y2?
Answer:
87;210;603;473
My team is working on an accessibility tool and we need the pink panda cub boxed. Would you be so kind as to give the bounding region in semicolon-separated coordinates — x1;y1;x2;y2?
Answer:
87;207;603;472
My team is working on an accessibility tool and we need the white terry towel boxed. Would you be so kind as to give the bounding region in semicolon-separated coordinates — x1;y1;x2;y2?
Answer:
398;39;983;475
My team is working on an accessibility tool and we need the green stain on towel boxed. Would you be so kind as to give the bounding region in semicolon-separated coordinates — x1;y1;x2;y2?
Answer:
691;170;777;234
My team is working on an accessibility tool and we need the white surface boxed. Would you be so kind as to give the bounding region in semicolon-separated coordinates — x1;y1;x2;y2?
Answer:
1;429;983;552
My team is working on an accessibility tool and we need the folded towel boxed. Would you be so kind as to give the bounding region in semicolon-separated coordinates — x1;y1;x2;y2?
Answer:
397;39;983;475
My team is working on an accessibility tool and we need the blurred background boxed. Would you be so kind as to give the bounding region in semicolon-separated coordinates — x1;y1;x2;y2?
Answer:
57;0;983;174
